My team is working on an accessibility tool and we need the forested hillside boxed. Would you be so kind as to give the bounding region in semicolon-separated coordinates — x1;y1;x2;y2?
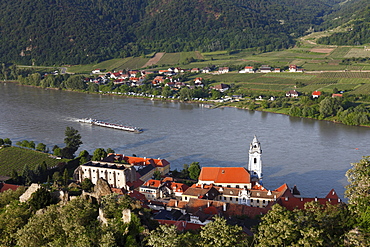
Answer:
0;0;338;66
318;0;370;45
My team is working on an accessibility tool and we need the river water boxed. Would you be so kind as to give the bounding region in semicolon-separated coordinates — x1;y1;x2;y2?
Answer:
1;82;369;199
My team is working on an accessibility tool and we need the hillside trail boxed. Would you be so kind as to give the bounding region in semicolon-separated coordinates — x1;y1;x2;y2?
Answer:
142;52;165;68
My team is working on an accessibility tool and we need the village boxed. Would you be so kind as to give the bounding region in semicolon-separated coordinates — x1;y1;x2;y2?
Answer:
1;136;342;233
88;64;344;103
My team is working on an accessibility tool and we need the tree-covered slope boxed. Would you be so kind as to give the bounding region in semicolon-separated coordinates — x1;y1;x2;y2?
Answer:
0;0;145;65
0;0;338;65
317;0;370;45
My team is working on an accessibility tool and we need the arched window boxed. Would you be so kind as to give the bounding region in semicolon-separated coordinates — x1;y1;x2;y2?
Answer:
254;158;257;163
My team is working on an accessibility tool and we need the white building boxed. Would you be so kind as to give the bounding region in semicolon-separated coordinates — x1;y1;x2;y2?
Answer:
248;135;263;184
75;161;137;190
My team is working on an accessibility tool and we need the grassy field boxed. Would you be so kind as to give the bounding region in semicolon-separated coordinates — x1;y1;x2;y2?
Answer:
0;146;69;177
345;48;370;58
158;53;181;65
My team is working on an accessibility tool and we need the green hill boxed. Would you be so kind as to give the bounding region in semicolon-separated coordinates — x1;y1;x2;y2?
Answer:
0;146;68;177
317;0;370;45
0;0;340;66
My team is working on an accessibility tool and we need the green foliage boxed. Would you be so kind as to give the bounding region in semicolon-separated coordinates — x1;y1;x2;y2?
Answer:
63;127;83;159
81;178;94;192
0;201;32;246
3;138;12;146
28;187;52;211
153;170;162;180
92;148;107;161
256;202;354;246
200;216;245;247
188;162;201;180
147;224;182;247
0;187;25;209
35;142;47;152
0;0;339;65
17;197;99;247
346;156;370;233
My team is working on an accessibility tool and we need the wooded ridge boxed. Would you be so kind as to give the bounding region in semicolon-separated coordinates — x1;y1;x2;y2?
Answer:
0;0;345;66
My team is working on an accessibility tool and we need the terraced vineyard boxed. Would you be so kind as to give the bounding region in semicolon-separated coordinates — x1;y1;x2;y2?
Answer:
0;147;69;177
319;72;370;78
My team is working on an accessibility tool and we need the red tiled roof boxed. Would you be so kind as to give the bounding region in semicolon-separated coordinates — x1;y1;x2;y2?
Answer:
277;194;342;211
162;177;174;182
168;182;189;193
332;94;343;97
312;91;321;96
111;187;125;194
0;182;21;193
143;179;162;188
325;189;339;200
129;190;147;201
198;167;250;184
185;198;268;218
118;155;170;168
204;206;219;215
126;179;144;190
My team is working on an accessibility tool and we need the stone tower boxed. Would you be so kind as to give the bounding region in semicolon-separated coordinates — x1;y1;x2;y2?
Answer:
248;135;263;183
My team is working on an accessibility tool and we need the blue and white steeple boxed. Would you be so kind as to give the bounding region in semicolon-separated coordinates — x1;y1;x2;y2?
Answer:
248;135;263;183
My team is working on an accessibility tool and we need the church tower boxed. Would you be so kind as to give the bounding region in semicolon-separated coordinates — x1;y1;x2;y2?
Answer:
248;135;263;183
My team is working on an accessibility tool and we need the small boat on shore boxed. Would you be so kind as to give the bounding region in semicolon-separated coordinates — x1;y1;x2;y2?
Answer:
78;118;143;133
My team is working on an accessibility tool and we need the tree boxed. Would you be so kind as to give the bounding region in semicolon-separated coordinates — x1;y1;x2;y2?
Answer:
0;138;4;146
0;201;31;246
53;147;62;157
3;138;12;146
153;170;161;180
21;164;34;185
28;187;52;211
161;86;172;98
21;140;29;148
92;148;107;161
346;156;370;233
28;141;35;150
256;204;300;246
188;162;201;180
147;224;182;247
81;178;94;192
62;169;69;186
79;150;90;165
36;142;46;152
200;216;244;247
106;148;115;154
63;127;83;158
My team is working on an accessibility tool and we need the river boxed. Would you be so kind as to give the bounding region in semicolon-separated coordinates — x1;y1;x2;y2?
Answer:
1;82;369;199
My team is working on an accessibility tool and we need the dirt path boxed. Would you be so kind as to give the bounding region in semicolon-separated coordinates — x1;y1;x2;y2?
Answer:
142;52;165;68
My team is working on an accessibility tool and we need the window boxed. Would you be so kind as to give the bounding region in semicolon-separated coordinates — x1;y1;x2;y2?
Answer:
251;199;254;202
227;185;231;188
263;200;266;204
236;198;238;202
236;185;239;188
185;197;188;200
224;197;227;200
254;158;257;163
257;199;260;203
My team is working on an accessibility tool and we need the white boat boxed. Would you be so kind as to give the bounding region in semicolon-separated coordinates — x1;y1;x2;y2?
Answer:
78;118;143;133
